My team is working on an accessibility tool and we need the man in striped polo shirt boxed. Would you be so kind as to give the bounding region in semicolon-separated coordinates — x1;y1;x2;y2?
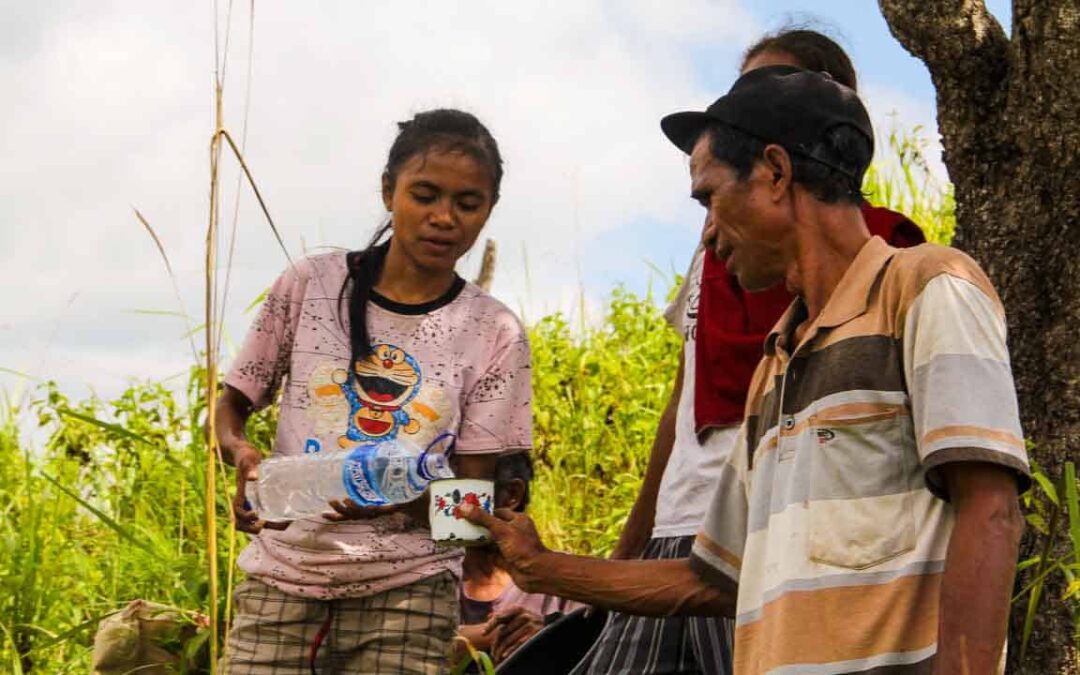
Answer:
465;65;1028;674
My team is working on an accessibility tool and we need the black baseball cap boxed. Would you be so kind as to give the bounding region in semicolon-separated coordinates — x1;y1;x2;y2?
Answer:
660;65;874;175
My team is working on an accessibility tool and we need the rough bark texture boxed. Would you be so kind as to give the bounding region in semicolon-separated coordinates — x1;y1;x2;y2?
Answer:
879;1;1080;672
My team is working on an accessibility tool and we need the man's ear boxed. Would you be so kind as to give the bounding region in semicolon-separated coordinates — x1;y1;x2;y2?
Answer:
762;144;793;201
381;172;393;211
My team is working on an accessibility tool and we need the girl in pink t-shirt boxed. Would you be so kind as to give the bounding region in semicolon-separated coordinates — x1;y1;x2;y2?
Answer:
216;108;532;673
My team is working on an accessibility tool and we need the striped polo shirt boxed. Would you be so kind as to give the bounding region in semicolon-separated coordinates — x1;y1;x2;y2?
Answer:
690;237;1029;674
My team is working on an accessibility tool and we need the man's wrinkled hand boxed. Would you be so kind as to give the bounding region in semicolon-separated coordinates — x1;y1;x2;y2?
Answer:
460;504;549;591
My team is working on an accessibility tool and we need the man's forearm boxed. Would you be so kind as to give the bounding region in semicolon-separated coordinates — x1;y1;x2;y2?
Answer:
521;551;735;618
937;464;1023;674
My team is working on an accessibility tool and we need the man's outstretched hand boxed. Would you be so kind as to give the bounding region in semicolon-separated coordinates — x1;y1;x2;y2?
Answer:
460;504;550;592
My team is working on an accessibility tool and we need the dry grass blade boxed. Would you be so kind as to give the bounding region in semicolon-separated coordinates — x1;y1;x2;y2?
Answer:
205;10;225;663
217;0;257;359
217;128;291;266
204;135;222;673
133;207;175;279
133;207;200;360
206;4;267;667
218;5;256;656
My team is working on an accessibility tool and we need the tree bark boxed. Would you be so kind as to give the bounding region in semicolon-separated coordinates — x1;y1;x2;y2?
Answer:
879;1;1080;672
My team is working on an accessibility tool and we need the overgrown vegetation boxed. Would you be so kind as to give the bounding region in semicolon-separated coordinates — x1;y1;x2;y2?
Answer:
11;128;1067;673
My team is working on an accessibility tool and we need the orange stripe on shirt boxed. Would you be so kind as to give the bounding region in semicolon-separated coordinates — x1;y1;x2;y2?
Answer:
922;425;1024;452
696;532;743;571
735;571;941;673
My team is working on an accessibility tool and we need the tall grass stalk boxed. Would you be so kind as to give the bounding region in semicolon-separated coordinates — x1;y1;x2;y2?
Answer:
204;26;225;667
204;1;287;667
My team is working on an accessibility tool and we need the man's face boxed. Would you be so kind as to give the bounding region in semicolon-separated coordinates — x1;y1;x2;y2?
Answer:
689;133;790;291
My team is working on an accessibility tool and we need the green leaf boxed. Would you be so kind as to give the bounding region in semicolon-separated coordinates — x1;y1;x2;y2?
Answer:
1026;512;1049;535
56;409;155;448
244;288;270;314
1032;469;1059;506
1065;579;1080;601
476;651;496;675
1065;462;1080;566
40;472;163;557
1019;476;1063;662
0;623;24;675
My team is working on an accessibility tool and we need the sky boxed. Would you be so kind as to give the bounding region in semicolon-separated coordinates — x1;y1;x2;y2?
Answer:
0;0;1014;405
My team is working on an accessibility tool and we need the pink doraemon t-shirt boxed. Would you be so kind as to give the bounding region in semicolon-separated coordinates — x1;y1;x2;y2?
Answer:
225;252;532;600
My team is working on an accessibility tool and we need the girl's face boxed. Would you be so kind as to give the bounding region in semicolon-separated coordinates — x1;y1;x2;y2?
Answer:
381;149;495;275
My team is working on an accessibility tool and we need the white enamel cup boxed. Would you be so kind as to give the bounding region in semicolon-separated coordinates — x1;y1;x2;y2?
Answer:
428;478;494;546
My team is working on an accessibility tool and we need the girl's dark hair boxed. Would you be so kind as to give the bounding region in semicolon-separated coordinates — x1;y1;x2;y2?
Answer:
341;108;503;365
743;28;858;91
494;452;534;512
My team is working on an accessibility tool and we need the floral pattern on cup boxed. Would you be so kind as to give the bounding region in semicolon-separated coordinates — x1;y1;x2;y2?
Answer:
429;478;495;546
434;489;493;521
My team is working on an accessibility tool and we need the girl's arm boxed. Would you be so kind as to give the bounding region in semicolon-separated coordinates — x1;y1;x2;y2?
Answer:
217;384;259;468
215;385;287;533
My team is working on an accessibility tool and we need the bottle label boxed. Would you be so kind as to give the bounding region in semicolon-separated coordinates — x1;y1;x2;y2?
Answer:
340;434;457;507
342;444;389;506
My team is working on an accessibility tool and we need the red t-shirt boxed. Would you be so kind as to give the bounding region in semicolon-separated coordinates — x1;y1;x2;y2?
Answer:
693;203;926;435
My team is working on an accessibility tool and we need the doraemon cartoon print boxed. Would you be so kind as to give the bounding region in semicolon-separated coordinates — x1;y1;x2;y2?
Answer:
306;344;450;451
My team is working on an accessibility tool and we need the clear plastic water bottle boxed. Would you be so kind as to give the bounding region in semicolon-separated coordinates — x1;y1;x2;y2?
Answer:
245;433;455;521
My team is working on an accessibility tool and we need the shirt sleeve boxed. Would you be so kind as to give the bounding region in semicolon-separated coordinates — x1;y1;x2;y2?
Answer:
902;273;1030;498
689;422;749;587
223;262;309;411
664;247;704;331
455;313;533;455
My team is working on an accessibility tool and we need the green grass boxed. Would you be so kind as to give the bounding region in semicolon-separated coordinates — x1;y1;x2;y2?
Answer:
529;287;682;556
863;122;956;245
0;377;277;671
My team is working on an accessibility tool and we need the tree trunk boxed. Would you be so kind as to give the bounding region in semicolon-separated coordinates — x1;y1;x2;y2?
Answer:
878;1;1080;672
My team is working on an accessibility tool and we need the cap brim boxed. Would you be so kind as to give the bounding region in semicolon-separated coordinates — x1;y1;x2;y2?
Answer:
660;111;713;155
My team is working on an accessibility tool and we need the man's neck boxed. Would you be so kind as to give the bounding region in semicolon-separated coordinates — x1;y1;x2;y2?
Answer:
786;199;871;328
